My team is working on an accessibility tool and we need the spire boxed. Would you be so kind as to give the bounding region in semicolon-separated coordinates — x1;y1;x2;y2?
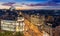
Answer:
9;6;15;11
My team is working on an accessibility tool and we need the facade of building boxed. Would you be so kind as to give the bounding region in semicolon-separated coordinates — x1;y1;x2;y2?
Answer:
1;20;25;32
54;26;60;36
1;15;25;32
30;14;45;26
1;20;16;31
44;16;60;36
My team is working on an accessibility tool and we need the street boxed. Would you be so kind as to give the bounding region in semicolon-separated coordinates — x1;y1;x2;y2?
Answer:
24;18;43;36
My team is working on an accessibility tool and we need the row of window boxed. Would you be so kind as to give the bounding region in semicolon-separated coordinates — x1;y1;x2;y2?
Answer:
1;20;25;31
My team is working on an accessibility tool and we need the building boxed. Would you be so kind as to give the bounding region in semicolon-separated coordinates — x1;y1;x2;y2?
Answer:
55;26;60;36
1;14;25;32
1;20;16;31
44;15;60;36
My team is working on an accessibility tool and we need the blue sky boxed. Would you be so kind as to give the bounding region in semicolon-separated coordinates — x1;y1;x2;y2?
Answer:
0;0;60;4
0;0;49;3
0;0;48;2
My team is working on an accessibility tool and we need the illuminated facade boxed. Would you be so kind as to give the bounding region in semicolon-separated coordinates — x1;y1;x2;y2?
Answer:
1;15;25;32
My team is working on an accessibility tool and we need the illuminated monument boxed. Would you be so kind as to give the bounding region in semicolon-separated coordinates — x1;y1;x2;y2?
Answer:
1;6;25;32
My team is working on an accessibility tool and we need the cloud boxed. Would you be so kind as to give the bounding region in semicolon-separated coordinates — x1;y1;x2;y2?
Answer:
0;0;15;2
0;0;49;2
